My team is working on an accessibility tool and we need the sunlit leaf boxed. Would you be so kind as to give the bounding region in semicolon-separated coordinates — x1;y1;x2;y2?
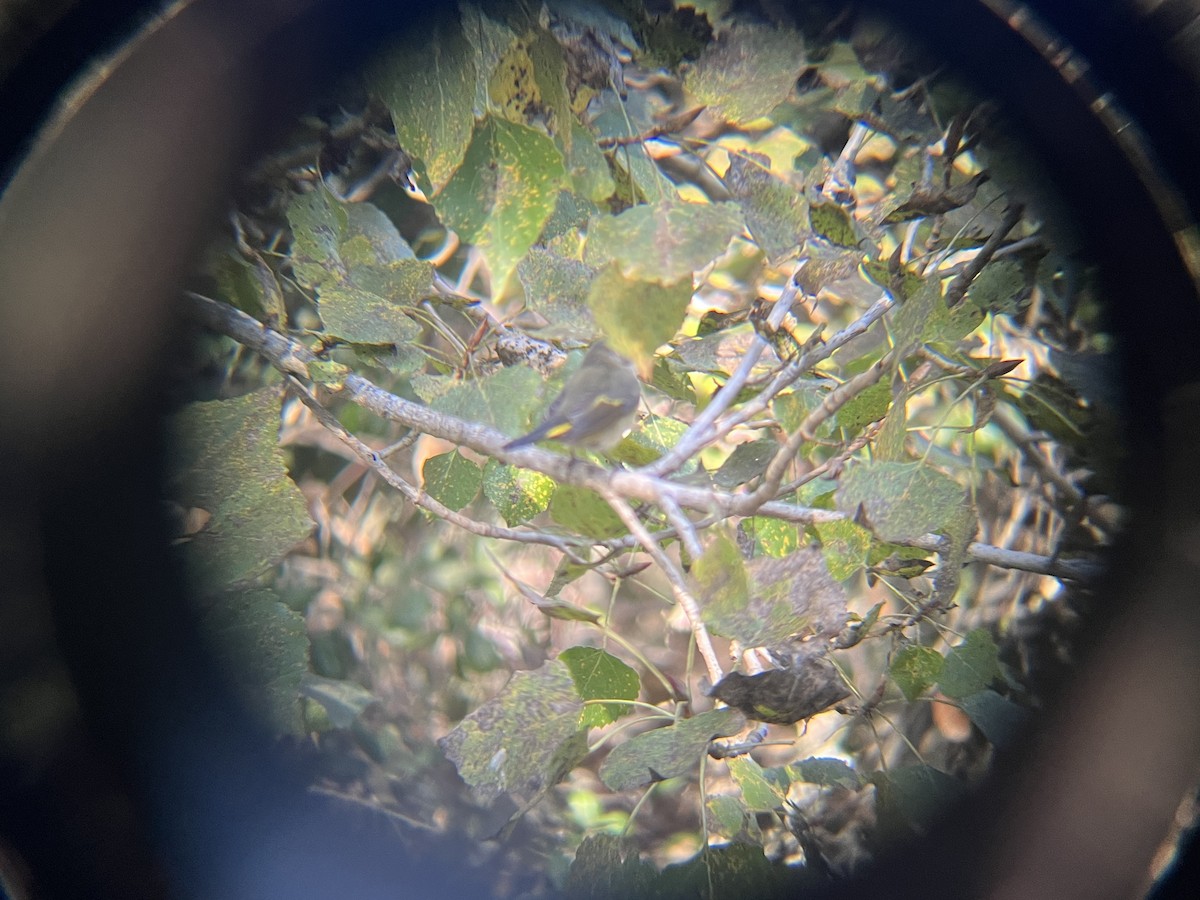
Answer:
587;265;692;369
560;647;640;727
482;459;555;524
422;450;482;512
439;116;567;294
697;538;849;647
729;756;785;812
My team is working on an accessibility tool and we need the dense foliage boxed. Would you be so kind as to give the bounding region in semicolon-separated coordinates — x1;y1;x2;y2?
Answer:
171;1;1118;894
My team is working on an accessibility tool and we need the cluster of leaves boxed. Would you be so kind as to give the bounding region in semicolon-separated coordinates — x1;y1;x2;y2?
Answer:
170;1;1118;894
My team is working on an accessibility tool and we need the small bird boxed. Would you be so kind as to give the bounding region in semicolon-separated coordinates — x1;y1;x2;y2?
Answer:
503;342;640;453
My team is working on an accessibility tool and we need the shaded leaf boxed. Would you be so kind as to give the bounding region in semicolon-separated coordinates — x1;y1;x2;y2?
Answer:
871;765;966;834
789;756;861;789
170;389;314;587
714;439;777;489
938;629;1000;699
564;835;657;900
439;659;585;803
889;645;944;701
370;15;477;192
301;674;378;729
202;589;309;733
836;460;967;542
960;690;1028;749
599;708;745;790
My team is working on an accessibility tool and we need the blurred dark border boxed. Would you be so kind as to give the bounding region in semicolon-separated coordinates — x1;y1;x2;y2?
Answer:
1;1;1198;897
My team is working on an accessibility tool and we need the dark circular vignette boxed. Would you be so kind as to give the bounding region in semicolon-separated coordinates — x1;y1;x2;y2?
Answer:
0;1;1197;898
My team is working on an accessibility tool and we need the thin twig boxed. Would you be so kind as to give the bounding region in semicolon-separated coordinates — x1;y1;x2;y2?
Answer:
598;489;724;684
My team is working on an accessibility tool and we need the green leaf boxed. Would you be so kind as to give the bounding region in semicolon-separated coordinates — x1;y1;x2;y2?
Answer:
809;200;860;249
812;517;872;580
587;265;692;370
438;116;566;295
889;645;945;701
610;414;690;467
285;188;432;344
695;539;849;647
438;660;586;803
316;277;427;345
584;199;744;285
836;460;967;542
938;629;1000;699
713;439;776;489
201;589;309;733
415;363;546;437
659;843;792;897
706;794;763;844
564;116;616;204
725;150;807;263
286;187;347;291
788;756;861;789
836;379;891;433
549;484;627;539
966;258;1026;314
564;835;657;900
516;246;598;340
871;765;966;834
170;389;314;587
960;690;1028;749
684;23;807;124
482;459;555;524
421;450;482;512
301;674;378;729
890;277;943;356
560;647;640;728
728;756;785;812
369;15;477;193
738;516;800;558
599;708;745;791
